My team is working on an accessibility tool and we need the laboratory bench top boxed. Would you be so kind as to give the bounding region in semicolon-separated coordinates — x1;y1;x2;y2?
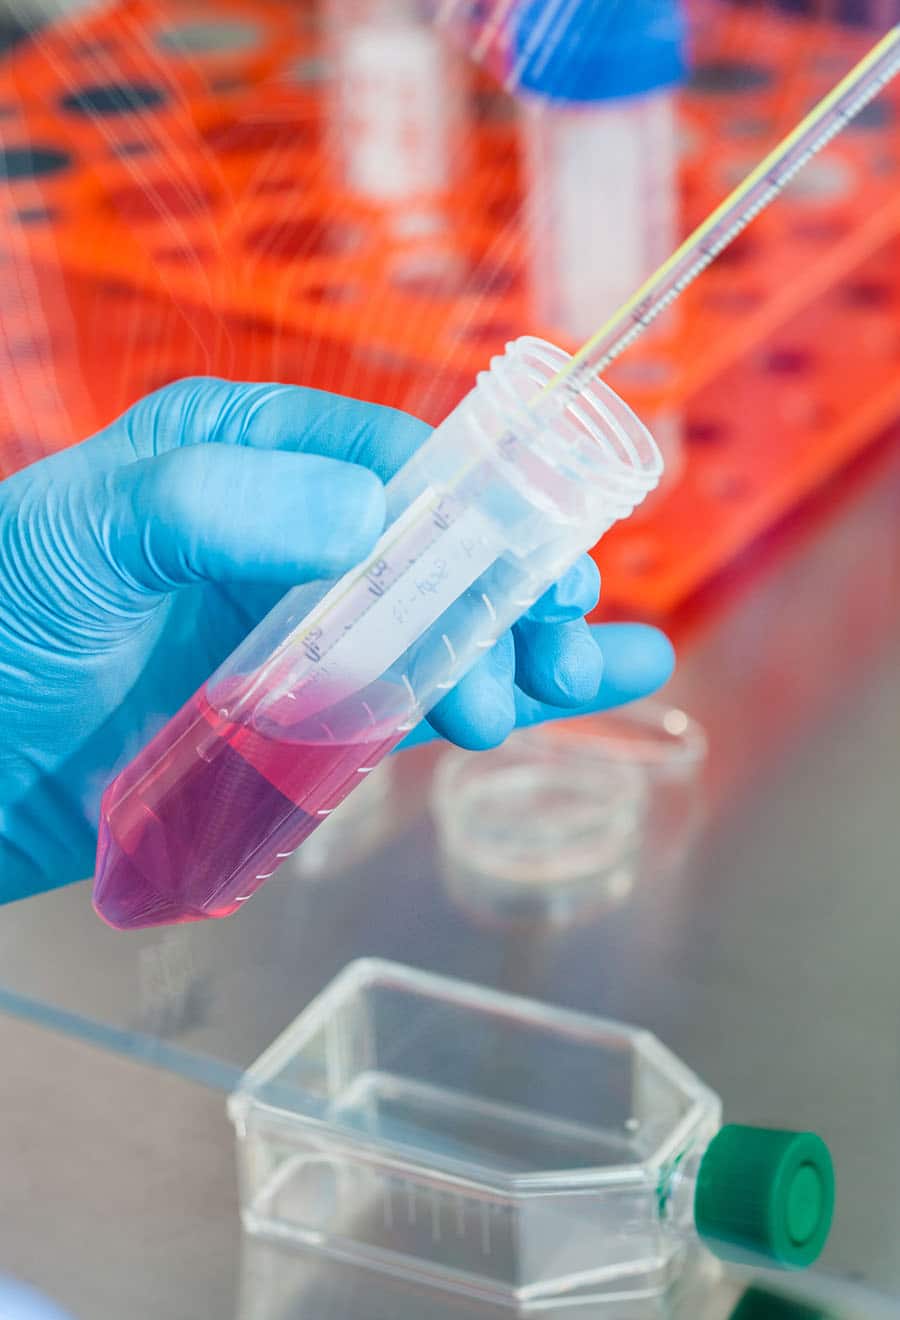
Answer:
1;435;900;1317
1;1013;897;1320
0;1013;896;1320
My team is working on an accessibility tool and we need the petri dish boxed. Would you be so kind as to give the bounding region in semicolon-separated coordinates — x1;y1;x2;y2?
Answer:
430;702;707;921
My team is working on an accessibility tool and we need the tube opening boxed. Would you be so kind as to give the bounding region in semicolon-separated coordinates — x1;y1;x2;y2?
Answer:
486;337;664;508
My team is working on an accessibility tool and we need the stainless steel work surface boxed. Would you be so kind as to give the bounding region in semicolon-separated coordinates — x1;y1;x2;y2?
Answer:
0;1013;896;1319
1;441;900;1311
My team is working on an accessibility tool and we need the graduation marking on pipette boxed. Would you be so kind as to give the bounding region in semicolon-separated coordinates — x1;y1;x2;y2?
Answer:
540;23;900;406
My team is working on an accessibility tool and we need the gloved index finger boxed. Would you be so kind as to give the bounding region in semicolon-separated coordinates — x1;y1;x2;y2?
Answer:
114;377;433;482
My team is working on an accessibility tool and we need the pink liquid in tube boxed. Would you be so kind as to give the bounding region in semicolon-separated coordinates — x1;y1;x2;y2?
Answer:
93;679;401;930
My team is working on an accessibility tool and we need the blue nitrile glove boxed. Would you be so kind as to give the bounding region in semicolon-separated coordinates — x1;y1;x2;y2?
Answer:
0;1279;73;1319
0;379;673;902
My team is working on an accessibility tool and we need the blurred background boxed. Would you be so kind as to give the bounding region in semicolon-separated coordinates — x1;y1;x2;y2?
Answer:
1;0;899;652
1;1;900;1317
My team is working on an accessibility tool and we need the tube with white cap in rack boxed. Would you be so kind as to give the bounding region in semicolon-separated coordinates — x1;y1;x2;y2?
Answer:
328;0;466;247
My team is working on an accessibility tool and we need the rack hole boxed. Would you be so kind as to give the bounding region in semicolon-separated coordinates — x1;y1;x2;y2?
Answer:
726;116;775;139
285;55;331;85
703;286;763;314
689;60;772;95
488;194;518;224
712;234;758;267
70;38;115;56
611;357;673;389
156;19;262;54
813;53;852;77
791;218;849;244
764;346;815;376
107;181;216;221
210;76;246;94
846;99;892;131
244;216;359;260
473;88;516;122
303;283;359;305
687;418;728;447
0;145;71;179
252;176;302;196
842;280;893;309
111;140;152;158
468;263;519;296
60;82;167;116
0;20;29;55
619;540;660;577
6;336;52;361
392;263;470;300
14;206;56;225
832;0;882;29
203;118;315;153
141;368;183;392
456;319;517;345
783;156;853;202
705;470;750;502
154;245;213;264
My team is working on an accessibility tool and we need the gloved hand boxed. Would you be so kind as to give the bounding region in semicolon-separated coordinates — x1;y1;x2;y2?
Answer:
0;379;673;903
0;1279;73;1319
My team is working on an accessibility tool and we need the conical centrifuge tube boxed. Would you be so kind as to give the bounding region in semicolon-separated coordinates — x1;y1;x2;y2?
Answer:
93;337;662;928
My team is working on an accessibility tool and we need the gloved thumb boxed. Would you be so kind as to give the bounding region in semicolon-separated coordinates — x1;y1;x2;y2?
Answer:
95;443;387;599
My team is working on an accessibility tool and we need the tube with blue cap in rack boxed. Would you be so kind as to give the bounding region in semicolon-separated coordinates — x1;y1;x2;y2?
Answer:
515;0;688;500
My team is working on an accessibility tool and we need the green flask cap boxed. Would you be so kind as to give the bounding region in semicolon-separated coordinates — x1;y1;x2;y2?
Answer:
729;1284;833;1320
694;1125;834;1269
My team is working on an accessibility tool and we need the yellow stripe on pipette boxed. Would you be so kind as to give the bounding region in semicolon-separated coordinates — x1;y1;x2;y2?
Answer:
542;24;900;402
